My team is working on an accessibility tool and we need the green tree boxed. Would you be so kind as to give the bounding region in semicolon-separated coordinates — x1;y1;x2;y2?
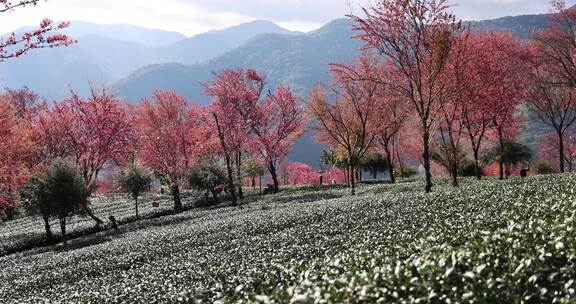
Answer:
187;162;228;204
359;152;388;180
484;141;532;178
531;160;555;175
20;160;89;244
114;164;153;220
243;158;266;191
20;176;53;240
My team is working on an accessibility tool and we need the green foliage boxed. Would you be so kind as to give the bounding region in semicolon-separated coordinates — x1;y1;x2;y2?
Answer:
114;164;153;200
19;176;50;218
320;148;348;170
395;165;417;178
531;160;556;175
19;160;90;241
114;164;154;219
430;144;468;173
358;152;387;171
459;160;480;177
21;160;89;219
243;158;266;178
187;162;227;197
484;141;533;167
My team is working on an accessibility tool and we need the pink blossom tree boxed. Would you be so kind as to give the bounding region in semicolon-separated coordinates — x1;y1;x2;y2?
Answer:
308;56;381;195
351;0;463;192
204;69;264;204
136;90;199;213
36;88;133;224
248;85;305;192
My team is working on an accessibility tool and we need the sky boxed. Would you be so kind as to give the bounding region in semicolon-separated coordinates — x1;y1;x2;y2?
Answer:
0;0;570;37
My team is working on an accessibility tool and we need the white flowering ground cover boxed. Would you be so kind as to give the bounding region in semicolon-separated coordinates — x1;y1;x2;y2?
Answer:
0;191;204;256
0;176;575;303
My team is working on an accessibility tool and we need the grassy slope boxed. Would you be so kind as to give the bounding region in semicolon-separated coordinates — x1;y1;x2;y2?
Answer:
0;176;575;303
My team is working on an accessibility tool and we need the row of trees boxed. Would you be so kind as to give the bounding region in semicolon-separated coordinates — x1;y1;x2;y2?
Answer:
306;0;576;193
0;71;306;225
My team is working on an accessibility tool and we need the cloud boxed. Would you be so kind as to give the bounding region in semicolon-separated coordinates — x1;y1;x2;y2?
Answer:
0;0;566;37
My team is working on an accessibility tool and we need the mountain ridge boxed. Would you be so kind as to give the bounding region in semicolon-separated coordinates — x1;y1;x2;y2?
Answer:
0;20;296;98
112;12;554;165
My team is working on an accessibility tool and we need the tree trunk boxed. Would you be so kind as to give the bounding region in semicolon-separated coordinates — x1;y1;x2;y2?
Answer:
350;164;356;195
384;142;395;184
236;151;244;200
59;216;66;245
171;183;182;213
213;113;237;205
451;166;458;187
210;189;220;204
498;129;505;180
42;213;52;241
269;161;279;193
558;130;565;173
259;176;262;194
423;131;433;193
252;176;256;190
134;196;139;219
225;156;237;206
473;148;482;180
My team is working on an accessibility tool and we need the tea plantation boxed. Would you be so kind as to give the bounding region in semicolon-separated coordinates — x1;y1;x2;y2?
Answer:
0;176;575;303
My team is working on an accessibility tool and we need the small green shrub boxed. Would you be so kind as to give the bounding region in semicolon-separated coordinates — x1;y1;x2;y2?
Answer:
395;165;417;178
531;160;555;175
114;164;154;219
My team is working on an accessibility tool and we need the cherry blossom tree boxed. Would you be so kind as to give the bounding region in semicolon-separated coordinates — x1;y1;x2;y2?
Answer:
433;32;474;186
476;31;531;179
526;67;576;173
136;90;198;213
308;57;380;195
38;88;133;187
36;88;133;224
286;162;320;185
341;56;409;184
0;97;35;217
351;0;463;192
533;0;576;87
0;1;74;60
248;85;305;192
204;69;264;204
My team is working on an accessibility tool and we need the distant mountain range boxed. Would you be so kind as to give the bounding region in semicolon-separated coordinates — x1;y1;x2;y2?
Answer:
0;20;297;98
113;12;554;103
0;11;556;165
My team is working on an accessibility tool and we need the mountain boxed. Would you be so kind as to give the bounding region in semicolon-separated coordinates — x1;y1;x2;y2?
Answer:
115;19;360;104
471;14;549;38
0;20;296;98
59;21;188;47
161;20;302;65
114;19;362;165
15;20;187;47
114;11;555;102
0;36;159;99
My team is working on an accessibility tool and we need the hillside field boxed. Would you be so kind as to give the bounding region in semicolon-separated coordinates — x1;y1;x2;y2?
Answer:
0;176;575;303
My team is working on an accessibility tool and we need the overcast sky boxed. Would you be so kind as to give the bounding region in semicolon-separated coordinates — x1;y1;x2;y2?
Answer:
0;0;570;37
